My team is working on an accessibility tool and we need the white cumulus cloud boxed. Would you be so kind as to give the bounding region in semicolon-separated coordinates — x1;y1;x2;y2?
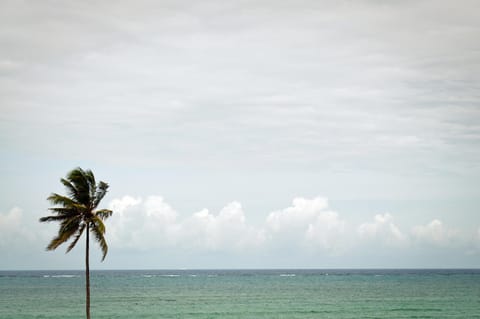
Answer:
179;201;265;251
412;219;460;247
266;197;348;253
266;197;328;233
107;195;479;258
108;196;264;252
0;207;36;248
358;213;408;247
2;195;479;269
108;195;348;255
108;196;181;250
304;210;348;254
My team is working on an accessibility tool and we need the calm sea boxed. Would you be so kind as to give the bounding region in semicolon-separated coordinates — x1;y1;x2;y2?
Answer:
1;269;479;318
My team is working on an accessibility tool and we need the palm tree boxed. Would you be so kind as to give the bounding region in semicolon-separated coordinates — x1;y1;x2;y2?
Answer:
40;167;113;319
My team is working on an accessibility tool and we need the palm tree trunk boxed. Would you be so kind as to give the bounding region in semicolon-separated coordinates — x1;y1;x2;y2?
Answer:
86;223;91;319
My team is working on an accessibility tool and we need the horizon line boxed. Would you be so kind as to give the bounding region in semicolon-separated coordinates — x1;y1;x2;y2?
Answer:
2;267;479;272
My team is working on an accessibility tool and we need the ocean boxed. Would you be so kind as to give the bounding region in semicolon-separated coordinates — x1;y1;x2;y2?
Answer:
1;269;479;318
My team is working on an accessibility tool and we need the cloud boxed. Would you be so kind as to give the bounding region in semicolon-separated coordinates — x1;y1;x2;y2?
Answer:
265;197;348;253
108;196;180;250
0;59;23;72
266;197;328;233
179;201;265;251
107;195;479;259
108;196;264;252
1;196;480;269
0;207;36;248
108;195;348;254
412;219;461;247
304;210;348;254
358;213;408;247
1;0;479;185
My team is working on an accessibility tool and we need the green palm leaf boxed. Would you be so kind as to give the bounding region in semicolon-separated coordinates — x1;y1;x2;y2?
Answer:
91;216;108;261
46;215;81;250
47;193;78;208
39;214;72;223
60;178;79;200
66;223;86;253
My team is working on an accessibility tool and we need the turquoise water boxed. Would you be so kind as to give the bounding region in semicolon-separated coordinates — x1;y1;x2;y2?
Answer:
1;269;479;318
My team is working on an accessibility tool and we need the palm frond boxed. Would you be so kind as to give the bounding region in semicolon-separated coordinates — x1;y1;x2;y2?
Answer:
59;215;82;234
84;169;97;205
47;193;78;208
39;214;71;223
93;181;109;209
91;216;105;234
47;207;78;216
95;209;113;221
60;178;78;200
90;217;108;261
66;223;86;253
67;168;91;205
46;216;81;251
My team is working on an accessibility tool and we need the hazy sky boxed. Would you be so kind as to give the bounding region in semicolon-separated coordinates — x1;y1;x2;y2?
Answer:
1;0;480;269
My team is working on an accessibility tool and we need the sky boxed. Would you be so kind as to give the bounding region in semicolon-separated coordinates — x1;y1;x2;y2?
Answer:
1;0;480;270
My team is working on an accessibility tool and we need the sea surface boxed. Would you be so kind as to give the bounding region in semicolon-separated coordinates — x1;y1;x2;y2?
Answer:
1;269;479;318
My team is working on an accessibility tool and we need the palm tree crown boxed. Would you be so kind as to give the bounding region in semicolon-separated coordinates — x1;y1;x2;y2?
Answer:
40;167;112;260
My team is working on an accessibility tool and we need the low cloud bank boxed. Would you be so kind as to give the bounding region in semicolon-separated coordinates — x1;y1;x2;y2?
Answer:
1;196;478;261
106;195;478;256
109;196;265;252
